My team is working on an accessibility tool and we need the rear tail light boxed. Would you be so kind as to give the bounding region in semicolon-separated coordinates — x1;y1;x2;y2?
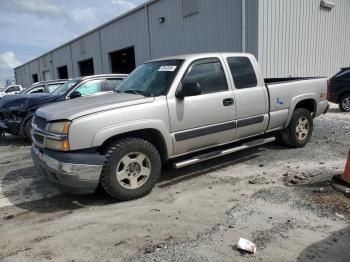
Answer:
327;80;331;100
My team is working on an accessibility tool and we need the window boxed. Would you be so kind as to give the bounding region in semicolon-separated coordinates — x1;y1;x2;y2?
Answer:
6;86;20;93
227;57;257;89
74;80;102;96
182;59;228;94
47;84;63;93
333;68;350;80
105;79;124;91
29;86;45;94
183;0;199;17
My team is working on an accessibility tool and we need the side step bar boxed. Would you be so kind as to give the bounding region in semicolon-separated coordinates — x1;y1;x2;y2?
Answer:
173;137;276;169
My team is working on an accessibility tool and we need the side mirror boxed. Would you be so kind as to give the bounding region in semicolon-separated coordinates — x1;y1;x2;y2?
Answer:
70;91;82;99
176;82;201;99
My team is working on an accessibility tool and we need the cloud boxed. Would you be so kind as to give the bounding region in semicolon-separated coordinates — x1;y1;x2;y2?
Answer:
69;7;98;29
0;0;63;18
111;0;137;10
0;52;21;70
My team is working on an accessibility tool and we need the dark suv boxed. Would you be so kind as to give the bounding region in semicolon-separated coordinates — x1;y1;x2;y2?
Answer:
328;67;350;112
0;74;127;140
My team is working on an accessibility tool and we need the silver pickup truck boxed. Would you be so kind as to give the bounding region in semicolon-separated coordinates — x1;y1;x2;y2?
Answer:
31;53;329;201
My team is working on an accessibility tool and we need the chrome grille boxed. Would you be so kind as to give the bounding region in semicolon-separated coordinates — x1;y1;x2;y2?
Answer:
33;116;47;130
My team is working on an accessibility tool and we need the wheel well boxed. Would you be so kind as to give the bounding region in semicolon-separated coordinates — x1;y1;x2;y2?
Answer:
338;92;350;102
99;129;168;162
294;99;316;116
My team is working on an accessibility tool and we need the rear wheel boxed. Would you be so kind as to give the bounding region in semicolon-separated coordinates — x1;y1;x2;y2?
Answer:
24;117;33;143
100;138;161;201
280;108;313;148
339;94;350;112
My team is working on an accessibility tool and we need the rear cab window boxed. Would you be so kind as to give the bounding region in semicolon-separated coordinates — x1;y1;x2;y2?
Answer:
227;57;257;89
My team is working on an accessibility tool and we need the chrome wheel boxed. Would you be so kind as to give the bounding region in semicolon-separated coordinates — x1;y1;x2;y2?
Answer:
341;96;350;111
116;152;151;190
296;117;309;141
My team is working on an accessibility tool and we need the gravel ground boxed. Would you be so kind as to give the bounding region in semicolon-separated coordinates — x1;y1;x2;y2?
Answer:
0;104;349;262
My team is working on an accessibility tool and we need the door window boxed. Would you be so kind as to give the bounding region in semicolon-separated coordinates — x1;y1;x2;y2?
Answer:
6;86;18;93
105;78;124;91
74;80;102;96
182;59;228;94
227;57;257;89
47;84;63;93
29;86;45;93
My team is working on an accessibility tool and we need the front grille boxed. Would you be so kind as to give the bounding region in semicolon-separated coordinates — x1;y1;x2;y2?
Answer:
33;116;47;130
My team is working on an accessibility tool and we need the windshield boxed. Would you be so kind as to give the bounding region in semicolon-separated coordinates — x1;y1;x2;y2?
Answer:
51;79;81;96
116;60;183;96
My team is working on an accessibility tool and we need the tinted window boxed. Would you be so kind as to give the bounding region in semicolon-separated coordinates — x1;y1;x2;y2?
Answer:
6;86;17;92
227;57;257;89
74;80;102;96
183;59;228;94
105;79;124;91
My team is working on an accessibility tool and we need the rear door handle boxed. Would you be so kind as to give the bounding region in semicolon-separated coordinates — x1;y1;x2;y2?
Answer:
223;98;234;106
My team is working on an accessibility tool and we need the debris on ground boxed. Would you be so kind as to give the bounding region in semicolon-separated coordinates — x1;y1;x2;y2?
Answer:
237;238;257;254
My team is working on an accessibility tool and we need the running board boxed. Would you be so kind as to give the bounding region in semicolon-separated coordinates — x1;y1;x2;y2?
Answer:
173;137;276;169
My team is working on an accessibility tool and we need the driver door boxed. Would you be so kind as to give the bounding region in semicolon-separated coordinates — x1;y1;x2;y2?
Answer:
167;58;237;156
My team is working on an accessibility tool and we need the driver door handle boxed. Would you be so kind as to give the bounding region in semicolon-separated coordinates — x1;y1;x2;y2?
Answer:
223;98;234;106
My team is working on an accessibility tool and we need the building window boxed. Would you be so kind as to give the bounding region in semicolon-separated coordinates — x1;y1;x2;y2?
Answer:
182;0;199;17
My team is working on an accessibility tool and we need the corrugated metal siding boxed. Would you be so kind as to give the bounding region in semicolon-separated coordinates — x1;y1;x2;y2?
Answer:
52;45;74;78
29;60;40;81
70;30;102;76
148;0;242;59
38;53;53;80
100;7;150;70
259;0;350;78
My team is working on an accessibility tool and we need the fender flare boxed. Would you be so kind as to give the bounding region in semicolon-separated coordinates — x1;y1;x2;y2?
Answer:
91;119;173;158
284;94;318;128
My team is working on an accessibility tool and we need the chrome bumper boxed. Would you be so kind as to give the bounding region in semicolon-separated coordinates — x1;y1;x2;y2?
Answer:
32;145;103;194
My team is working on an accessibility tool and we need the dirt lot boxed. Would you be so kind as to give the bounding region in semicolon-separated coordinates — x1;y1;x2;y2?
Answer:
0;104;349;262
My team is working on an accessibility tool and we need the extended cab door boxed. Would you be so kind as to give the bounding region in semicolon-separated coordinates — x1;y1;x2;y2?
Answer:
223;55;269;139
167;57;237;156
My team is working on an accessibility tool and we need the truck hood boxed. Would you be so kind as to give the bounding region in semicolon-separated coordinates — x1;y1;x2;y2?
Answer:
0;93;57;111
36;93;155;121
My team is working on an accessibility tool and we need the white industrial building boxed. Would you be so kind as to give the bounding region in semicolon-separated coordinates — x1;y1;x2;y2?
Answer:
15;0;350;87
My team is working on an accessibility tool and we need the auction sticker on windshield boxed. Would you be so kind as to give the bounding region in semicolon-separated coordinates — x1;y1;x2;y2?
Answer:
158;66;177;72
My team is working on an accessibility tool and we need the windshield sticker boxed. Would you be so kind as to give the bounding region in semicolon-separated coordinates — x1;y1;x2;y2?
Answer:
158;66;177;72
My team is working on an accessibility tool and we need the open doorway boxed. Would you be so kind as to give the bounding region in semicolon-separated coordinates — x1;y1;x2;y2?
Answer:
32;74;38;83
109;46;136;74
57;65;68;79
78;58;94;76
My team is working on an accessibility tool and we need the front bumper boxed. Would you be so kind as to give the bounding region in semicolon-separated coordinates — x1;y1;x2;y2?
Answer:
31;145;104;194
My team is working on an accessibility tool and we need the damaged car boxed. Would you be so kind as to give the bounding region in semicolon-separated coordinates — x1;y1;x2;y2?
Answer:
0;74;127;141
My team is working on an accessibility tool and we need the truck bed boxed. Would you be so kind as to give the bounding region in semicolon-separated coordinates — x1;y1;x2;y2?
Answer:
265;77;325;85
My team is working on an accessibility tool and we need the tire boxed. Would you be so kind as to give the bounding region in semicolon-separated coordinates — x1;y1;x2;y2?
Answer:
24;117;33;143
100;138;161;201
280;108;313;148
339;94;350;112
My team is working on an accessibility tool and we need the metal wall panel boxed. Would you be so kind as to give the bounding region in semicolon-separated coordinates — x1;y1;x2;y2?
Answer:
70;31;102;76
38;53;54;80
258;0;350;78
28;60;40;82
148;0;242;59
52;45;74;79
100;7;150;70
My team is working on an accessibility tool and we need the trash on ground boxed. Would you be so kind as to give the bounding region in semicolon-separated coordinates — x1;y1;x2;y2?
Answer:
237;238;257;254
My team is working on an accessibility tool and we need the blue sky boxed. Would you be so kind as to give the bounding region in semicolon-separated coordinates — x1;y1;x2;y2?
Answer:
0;0;147;79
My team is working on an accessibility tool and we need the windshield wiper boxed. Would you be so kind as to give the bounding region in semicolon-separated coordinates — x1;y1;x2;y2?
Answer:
120;89;153;97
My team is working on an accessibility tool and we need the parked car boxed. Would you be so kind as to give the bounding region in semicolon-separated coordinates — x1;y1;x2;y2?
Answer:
328;67;350;112
31;53;329;201
0;85;23;98
22;80;67;94
0;74;127;140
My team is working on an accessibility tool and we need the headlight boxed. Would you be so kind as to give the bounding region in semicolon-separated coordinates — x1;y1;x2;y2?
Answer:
46;121;71;151
48;121;71;135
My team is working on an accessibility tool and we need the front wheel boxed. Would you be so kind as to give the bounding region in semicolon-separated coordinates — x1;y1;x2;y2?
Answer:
100;138;161;201
339;94;350;112
24;117;33;143
280;108;313;148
